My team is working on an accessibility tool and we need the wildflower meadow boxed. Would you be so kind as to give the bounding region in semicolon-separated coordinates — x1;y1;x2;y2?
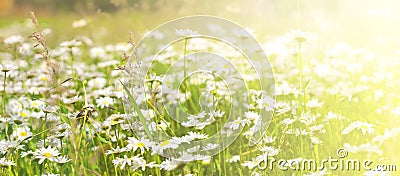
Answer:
0;0;399;176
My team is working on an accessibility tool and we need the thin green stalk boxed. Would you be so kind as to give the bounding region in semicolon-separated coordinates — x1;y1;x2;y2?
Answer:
61;164;64;176
3;72;7;116
43;112;48;146
60;139;63;152
13;45;18;60
3;72;9;141
217;122;222;176
75;81;89;175
69;49;74;66
114;127;119;145
119;80;152;140
183;38;188;77
69;49;78;80
298;42;306;111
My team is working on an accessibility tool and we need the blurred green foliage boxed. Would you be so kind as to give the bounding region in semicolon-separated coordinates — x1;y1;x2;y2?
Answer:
13;0;167;12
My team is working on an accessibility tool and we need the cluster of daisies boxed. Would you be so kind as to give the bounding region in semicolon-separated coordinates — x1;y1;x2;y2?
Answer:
0;17;398;176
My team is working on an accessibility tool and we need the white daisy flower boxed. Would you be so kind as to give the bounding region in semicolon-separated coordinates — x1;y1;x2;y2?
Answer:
201;143;219;151
11;127;32;141
0;157;15;166
18;43;33;56
60;39;82;48
104;114;126;127
324;111;344;121
344;143;382;155
40;105;58;113
3;35;23;45
286;30;316;43
105;146;127;156
227;118;247;130
0;64;17;73
140;109;156;120
112;155;146;170
89;47;106;59
372;127;400;145
126;137;154;154
72;19;87;28
226;155;240;163
263;136;276;143
241;157;261;169
307;98;324;108
30;99;45;109
245;111;260;122
255;96;276;111
258;146;279;156
88;77;107;89
342;121;375;135
208;109;225;119
54;155;71;164
155;121;169;131
186;131;208;140
391;107;400;116
160;159;181;171
153;139;180;154
175;29;199;37
96;96;114;108
34;146;61;164
62;95;82;104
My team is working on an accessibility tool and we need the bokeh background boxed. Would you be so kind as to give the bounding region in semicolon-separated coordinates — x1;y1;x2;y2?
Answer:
1;1;400;175
1;0;400;53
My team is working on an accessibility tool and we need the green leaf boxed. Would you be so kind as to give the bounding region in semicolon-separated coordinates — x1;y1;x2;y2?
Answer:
119;79;153;140
97;135;111;144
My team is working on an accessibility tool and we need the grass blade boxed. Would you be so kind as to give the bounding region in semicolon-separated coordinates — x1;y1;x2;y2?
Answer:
119;79;153;140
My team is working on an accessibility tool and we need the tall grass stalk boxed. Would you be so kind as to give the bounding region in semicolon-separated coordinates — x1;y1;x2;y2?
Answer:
3;71;7;116
183;38;188;78
297;41;307;111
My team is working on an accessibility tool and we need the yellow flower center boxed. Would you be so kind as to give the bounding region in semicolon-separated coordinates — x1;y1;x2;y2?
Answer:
21;111;27;118
43;152;52;158
160;140;170;147
156;124;165;130
19;131;27;137
111;120;118;125
136;142;145;147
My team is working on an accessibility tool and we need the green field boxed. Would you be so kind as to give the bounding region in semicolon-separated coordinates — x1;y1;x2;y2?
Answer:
0;1;399;175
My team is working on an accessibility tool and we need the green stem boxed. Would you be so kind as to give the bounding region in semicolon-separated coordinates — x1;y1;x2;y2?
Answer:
69;49;77;79
43;112;48;146
69;49;74;65
3;72;9;141
13;45;18;60
3;72;7;116
298;42;306;111
61;164;64;176
183;38;188;77
120;80;152;140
